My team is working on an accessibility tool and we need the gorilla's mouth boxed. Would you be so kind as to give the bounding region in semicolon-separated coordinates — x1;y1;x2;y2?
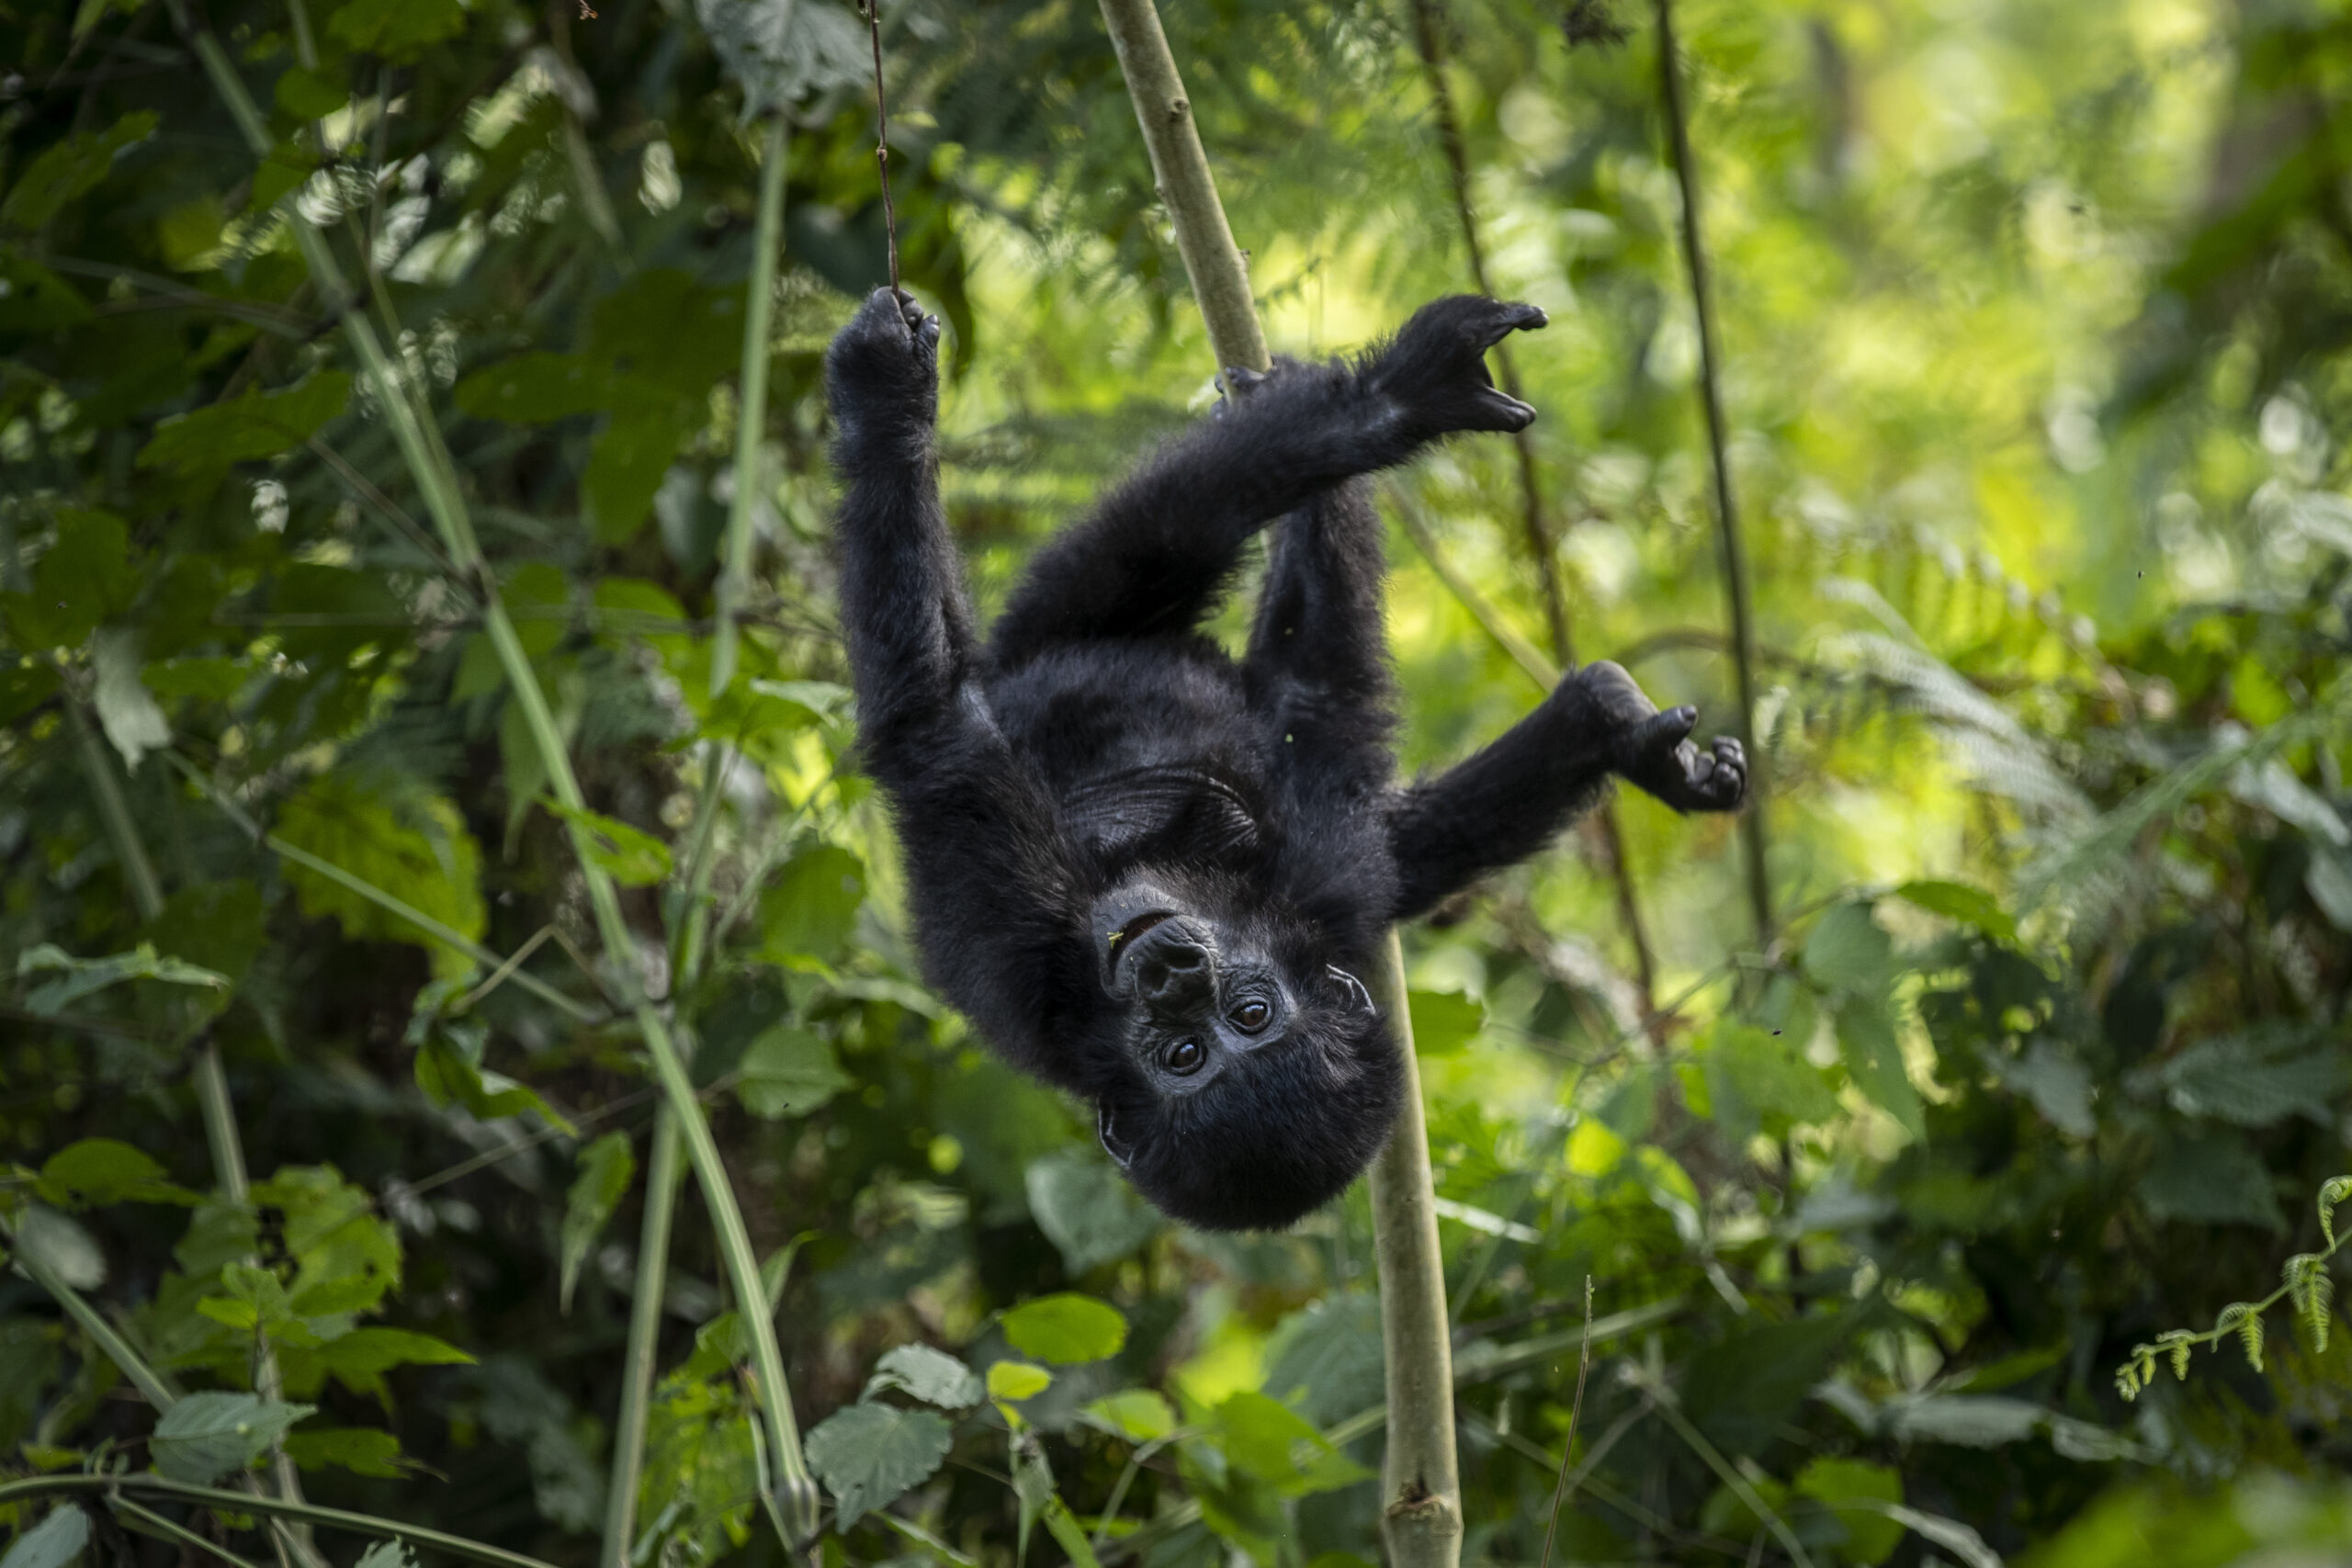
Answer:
1106;909;1172;967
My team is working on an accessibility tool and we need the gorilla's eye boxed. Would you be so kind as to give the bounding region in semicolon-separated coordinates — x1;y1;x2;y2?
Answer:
1164;1038;1206;1075
1230;998;1272;1033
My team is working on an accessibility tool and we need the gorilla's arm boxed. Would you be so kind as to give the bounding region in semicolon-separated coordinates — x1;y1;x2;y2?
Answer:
1386;662;1746;921
990;297;1548;665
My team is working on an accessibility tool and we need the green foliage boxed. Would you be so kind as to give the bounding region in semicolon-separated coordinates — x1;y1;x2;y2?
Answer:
10;0;2352;1562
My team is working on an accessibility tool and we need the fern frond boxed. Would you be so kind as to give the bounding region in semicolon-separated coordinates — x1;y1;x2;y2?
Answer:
2318;1176;2352;1247
2215;1303;2265;1372
2155;1329;2198;1381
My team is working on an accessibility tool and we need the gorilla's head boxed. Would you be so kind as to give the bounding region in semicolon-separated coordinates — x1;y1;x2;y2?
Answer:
1082;877;1402;1231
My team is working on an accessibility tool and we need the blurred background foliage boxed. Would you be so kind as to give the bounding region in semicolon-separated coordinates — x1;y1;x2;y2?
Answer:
4;0;2352;1562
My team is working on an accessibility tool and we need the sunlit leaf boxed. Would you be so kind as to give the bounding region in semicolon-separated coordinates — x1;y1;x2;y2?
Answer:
1001;1293;1126;1364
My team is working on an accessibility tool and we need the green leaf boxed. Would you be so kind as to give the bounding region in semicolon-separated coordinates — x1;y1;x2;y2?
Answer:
1024;1146;1160;1274
1993;1041;2095;1137
91;627;168;772
0;1505;90;1568
17;942;229;1017
354;1540;415;1568
152;1392;316;1484
697;0;875;117
1894;879;2018;943
413;1034;574;1133
1792;1457;1904;1565
325;0;466;60
2;510;133;653
1080;1389;1177;1445
135;371;351;475
757;843;866;963
38;1139;196;1209
560;1133;635;1314
2143;1130;2284;1230
143;880;266;992
582;406;692;546
542;798;673;886
283;1427;408;1478
1710;1022;1839;1132
2158;1026;2347;1127
1406;987;1483;1055
864;1344;984;1409
279;1326;474;1405
1001;1292;1126;1364
276;773;488;979
453;352;616;423
1836;997;1924;1140
1261;1293;1385;1427
986;1360;1053;1402
805;1402;955;1527
8;1206;105;1290
1804;901;1896;996
0;110;157;230
734;1025;853;1119
273;65;350;120
1210;1391;1368;1497
0;253;93;333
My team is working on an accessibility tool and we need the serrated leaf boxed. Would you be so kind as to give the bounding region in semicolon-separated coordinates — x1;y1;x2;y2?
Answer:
560;1133;635;1314
17;942;228;1018
136;372;351;475
1001;1293;1126;1364
1261;1293;1385;1427
277;773;487;980
541;798;672;886
353;1540;415;1568
0;1505;90;1568
696;0;874;118
284;1427;407;1478
1024;1147;1159;1274
37;1139;195;1209
0;110;156;231
805;1402;954;1527
2158;1026;2347;1127
1893;879;2018;943
153;1393;316;1483
865;1344;984;1409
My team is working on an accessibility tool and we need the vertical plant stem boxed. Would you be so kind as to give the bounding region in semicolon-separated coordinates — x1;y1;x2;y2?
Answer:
714;113;791;699
599;1111;685;1568
1535;1278;1596;1568
1093;7;1458;1562
1406;0;1663;1021
1653;0;1773;944
1096;7;1458;1560
69;704;320;1544
183;20;816;1545
1364;931;1464;1568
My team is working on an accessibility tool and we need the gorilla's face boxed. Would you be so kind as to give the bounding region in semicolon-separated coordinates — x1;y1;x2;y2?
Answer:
1086;877;1398;1231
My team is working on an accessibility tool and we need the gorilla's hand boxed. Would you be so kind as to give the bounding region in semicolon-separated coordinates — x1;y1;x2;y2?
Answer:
826;288;941;433
1368;294;1548;437
1572;660;1747;813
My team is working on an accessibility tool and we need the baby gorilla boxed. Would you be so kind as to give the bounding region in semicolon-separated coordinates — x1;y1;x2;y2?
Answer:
827;288;1744;1231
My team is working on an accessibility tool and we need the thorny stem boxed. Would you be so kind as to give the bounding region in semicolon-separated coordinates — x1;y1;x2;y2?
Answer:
1654;0;1774;943
183;19;817;1547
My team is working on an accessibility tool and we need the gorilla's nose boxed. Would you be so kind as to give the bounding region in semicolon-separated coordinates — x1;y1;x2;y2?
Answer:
1134;931;1211;1003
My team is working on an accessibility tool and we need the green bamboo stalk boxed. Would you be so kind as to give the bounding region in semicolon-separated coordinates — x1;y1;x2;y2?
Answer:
183;21;816;1542
598;1111;684;1568
1091;8;1456;1562
0;1474;563;1568
712;113;791;699
1653;0;1773;944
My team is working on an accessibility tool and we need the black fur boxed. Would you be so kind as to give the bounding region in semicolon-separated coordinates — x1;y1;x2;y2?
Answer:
826;288;1744;1231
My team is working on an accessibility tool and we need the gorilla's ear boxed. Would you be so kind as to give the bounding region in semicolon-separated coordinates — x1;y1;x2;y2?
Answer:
1098;1102;1136;1169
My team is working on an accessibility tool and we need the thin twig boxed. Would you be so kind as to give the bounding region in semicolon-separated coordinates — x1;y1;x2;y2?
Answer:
1536;1278;1597;1568
862;0;900;293
1654;0;1772;943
